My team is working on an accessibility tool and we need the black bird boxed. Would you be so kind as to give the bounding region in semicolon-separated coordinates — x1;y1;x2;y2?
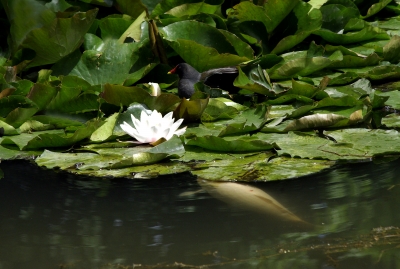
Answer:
168;63;238;98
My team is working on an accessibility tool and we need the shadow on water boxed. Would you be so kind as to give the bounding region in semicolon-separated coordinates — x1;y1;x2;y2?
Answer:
0;159;400;268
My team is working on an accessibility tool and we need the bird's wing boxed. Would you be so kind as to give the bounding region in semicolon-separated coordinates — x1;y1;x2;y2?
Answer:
200;67;238;81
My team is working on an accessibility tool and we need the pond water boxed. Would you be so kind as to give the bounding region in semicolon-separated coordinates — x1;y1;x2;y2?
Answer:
0;159;400;269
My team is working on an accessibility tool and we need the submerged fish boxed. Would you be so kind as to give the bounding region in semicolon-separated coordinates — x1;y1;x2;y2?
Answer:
198;179;313;227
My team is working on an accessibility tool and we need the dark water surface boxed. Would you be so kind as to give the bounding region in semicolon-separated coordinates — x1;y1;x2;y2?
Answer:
1;159;400;269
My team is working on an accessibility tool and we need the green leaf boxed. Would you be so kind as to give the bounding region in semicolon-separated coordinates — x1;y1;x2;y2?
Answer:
119;11;147;42
192;153;334;181
217;105;268;136
284;111;362;131
361;0;392;19
324;78;373;99
377;90;400;110
173;97;209;122
0;129;65;150
27;83;57;111
0;145;41;160
90;113;119;142
186;135;275;152
114;0;147;18
227;0;299;34
101;84;150;106
35;149;190;178
36;135;185;171
152;0;223;17
201;98;239;121
233;65;274;95
258;129;400;161
161;21;251;72
383;35;400;63
143;93;181;114
0;119;19;135
21;9;97;67
45;0;72;12
3;0;55;52
1;120;102;150
99;15;133;40
271;1;322;54
320;3;359;33
30;115;84;129
0;96;37;118
69;38;151;85
5;106;39;128
314;25;390;44
382;113;400;128
267;42;343;79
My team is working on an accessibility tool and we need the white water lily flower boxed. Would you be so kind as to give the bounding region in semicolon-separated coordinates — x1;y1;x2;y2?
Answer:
120;109;186;144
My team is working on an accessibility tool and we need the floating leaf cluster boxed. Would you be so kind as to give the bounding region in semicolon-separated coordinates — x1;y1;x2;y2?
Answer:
1;0;400;181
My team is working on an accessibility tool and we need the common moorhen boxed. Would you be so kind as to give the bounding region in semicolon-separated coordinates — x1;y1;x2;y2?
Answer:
168;63;238;98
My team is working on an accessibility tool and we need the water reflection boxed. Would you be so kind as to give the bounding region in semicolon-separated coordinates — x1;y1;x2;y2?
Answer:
0;159;399;269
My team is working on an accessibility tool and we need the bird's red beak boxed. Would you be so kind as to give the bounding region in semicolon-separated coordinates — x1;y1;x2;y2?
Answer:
168;65;178;74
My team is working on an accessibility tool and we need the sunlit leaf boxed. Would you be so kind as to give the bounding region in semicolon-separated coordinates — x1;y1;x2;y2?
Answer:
192;153;335;182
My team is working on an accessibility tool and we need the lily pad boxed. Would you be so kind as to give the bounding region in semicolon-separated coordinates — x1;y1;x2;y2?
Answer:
160;21;252;72
185;135;275;152
36;135;185;171
260;129;400;161
21;9;97;67
192;153;335;181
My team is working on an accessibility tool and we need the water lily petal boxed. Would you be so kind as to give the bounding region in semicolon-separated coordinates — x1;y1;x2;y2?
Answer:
120;121;145;143
169;118;184;132
120;122;137;137
131;114;144;131
165;118;185;140
174;126;187;137
162;112;175;128
120;109;187;144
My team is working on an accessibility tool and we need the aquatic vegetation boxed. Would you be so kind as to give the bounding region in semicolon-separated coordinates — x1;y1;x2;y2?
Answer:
1;0;400;180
